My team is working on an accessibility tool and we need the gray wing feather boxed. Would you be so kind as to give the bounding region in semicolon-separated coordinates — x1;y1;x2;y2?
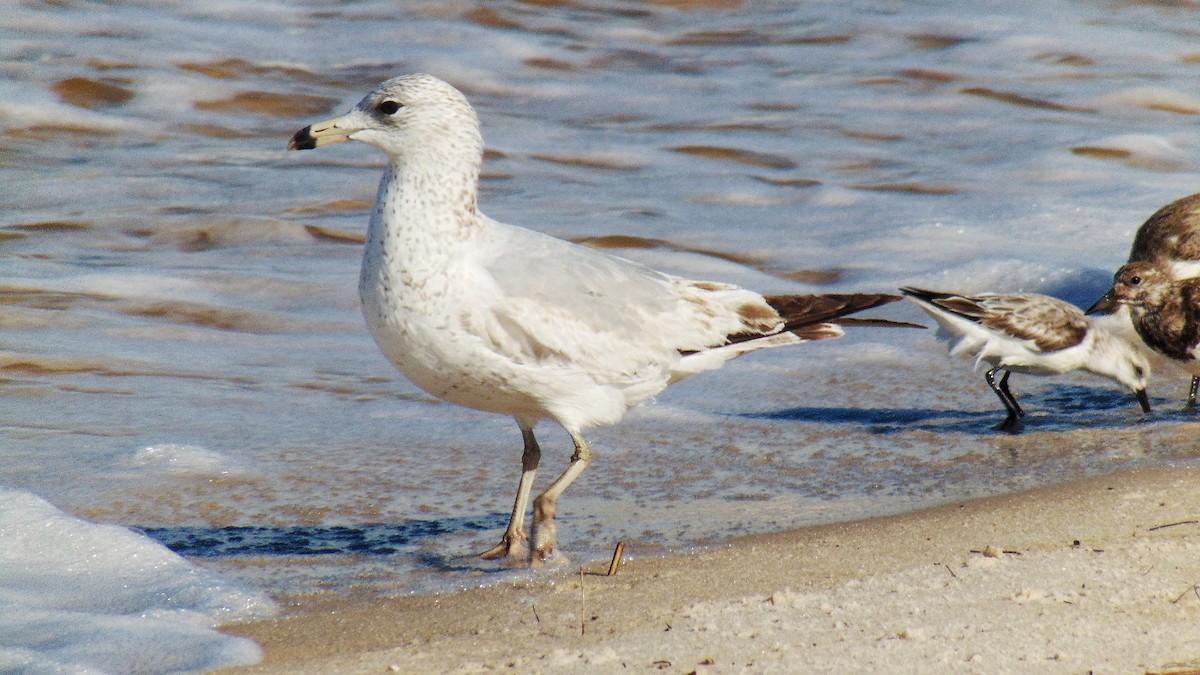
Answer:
474;221;768;378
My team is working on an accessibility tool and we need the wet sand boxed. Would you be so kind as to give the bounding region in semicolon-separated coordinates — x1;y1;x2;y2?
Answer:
221;465;1200;673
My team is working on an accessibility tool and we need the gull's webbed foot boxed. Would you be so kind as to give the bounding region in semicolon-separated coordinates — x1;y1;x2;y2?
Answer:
479;530;529;561
528;493;571;568
525;431;590;567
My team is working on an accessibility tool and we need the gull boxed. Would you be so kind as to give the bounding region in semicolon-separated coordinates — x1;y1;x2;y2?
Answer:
287;73;908;564
1087;192;1200;407
1110;261;1200;387
901;287;1151;433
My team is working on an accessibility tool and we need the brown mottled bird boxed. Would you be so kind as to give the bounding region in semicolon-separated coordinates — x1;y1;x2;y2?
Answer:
1088;193;1200;407
287;73;910;565
1111;261;1200;392
902;287;1150;433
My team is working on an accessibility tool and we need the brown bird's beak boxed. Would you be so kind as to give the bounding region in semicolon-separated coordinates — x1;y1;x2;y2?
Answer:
1085;288;1119;315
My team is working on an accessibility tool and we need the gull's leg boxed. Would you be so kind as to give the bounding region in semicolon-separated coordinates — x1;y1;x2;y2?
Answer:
480;420;540;560
529;430;591;565
985;367;1023;433
1187;377;1199;412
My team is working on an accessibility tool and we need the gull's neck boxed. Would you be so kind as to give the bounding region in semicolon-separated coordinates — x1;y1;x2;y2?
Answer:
368;145;484;251
359;146;484;303
374;142;483;237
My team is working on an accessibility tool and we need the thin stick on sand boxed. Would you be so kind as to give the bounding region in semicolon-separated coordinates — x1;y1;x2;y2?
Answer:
607;541;626;576
1149;520;1200;532
1170;584;1200;605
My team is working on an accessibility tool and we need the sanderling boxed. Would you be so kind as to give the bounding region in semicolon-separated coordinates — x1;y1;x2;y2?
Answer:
288;74;909;564
902;287;1150;432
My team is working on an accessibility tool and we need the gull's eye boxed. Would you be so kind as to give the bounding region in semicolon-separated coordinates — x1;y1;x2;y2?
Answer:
378;100;402;115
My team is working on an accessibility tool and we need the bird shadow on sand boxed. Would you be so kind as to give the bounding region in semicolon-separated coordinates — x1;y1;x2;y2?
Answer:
745;384;1159;436
139;513;511;559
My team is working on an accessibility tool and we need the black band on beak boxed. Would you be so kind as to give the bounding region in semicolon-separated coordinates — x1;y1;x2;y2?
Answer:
288;126;317;151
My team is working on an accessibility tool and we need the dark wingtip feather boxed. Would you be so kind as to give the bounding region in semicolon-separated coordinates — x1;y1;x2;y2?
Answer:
899;286;991;324
899;286;952;303
763;292;910;335
721;292;912;347
830;317;926;329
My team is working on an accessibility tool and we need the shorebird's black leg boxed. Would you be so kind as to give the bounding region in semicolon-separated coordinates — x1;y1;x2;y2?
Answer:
1186;377;1199;413
986;367;1024;433
997;370;1024;418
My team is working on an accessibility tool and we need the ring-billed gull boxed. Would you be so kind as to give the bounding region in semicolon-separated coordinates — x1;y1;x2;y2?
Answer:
1111;262;1200;391
288;73;907;564
1087;192;1200;407
901;287;1150;433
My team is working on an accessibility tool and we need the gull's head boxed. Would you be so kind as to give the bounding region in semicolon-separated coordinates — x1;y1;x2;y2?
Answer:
288;73;482;160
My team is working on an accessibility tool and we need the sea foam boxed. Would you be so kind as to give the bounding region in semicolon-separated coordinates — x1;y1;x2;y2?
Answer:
0;488;275;673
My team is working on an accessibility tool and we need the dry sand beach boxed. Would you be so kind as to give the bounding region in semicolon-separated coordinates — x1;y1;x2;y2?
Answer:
223;465;1200;674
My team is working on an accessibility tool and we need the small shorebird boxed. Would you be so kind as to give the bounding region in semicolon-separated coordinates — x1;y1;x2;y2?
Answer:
288;74;908;564
1110;261;1200;387
1088;192;1200;407
901;287;1151;432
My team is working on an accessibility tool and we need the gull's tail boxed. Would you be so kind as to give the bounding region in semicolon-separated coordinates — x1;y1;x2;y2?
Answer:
763;292;923;341
671;293;918;383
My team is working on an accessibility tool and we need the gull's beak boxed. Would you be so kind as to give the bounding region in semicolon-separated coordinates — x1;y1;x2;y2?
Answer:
1135;388;1151;414
1085;288;1119;315
288;116;357;151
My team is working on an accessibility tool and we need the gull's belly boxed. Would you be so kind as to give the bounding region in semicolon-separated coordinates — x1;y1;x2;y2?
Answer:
361;298;548;418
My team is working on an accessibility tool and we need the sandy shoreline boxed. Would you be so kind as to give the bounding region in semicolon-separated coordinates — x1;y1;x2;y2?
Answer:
222;466;1200;673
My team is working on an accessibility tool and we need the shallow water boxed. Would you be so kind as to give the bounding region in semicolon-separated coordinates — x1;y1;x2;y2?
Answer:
5;0;1200;668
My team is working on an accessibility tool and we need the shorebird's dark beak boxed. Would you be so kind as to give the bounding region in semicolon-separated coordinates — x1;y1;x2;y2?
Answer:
1135;389;1151;414
1085;288;1119;315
